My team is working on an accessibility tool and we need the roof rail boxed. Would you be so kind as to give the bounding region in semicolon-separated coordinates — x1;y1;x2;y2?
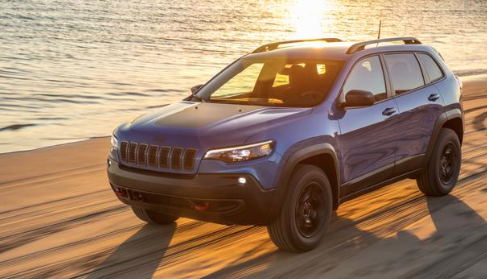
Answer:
252;38;342;53
346;37;421;54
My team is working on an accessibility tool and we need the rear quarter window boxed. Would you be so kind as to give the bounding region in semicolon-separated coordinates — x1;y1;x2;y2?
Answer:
417;53;444;82
385;54;425;95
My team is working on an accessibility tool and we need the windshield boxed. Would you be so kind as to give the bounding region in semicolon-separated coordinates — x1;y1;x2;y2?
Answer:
196;57;344;107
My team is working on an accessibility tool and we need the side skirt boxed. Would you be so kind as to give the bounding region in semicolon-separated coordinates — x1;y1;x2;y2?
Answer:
338;168;424;205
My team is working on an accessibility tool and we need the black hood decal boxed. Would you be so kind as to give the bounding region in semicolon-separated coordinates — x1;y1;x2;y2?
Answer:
155;102;263;128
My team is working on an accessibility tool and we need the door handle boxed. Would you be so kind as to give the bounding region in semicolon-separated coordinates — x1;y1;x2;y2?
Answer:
382;107;397;116
428;93;440;102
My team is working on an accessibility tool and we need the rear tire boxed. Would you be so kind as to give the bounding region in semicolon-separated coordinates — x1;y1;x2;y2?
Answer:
416;128;461;196
267;165;333;252
132;207;179;225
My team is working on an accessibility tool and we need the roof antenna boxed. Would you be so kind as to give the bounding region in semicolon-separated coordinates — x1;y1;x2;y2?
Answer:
376;20;382;47
377;20;382;39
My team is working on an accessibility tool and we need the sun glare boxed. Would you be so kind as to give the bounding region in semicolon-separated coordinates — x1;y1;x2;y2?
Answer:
288;0;329;39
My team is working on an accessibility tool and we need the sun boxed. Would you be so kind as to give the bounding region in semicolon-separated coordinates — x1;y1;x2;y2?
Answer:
288;0;330;39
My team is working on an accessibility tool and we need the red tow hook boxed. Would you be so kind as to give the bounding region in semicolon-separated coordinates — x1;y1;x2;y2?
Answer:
112;186;127;198
194;202;210;211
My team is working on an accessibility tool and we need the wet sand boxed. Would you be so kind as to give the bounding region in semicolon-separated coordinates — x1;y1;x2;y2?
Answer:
1;75;487;278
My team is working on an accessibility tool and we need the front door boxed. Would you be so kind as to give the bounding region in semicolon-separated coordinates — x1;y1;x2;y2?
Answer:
337;55;400;195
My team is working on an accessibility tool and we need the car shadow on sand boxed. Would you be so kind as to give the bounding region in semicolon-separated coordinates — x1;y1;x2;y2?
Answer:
86;222;176;279
204;195;487;278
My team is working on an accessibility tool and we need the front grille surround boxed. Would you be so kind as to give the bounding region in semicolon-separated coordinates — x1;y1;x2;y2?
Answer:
171;148;183;170
120;141;128;161
120;141;198;172
183;149;198;170
137;144;148;166
148;145;159;167
159;146;171;169
128;142;138;163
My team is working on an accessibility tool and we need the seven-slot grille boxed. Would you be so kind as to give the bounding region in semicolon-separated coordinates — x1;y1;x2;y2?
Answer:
120;141;198;171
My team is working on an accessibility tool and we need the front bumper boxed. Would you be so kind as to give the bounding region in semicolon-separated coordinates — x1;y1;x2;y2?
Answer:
107;159;275;225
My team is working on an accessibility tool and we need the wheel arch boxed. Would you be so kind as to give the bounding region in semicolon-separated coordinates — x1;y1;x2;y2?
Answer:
442;116;464;144
299;154;339;210
267;143;341;221
425;109;464;165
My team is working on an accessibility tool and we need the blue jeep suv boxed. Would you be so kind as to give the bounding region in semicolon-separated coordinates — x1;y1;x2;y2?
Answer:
107;37;464;252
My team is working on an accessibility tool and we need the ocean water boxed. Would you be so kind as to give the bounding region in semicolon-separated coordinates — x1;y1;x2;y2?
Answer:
1;0;486;153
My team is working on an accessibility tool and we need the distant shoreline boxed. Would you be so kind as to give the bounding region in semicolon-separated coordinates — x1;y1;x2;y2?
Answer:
454;69;487;77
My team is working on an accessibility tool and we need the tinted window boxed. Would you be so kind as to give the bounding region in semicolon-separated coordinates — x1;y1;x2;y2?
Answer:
417;53;444;82
343;56;386;102
385;54;424;95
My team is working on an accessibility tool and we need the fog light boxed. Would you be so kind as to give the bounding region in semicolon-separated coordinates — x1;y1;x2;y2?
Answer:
238;177;247;184
107;159;112;168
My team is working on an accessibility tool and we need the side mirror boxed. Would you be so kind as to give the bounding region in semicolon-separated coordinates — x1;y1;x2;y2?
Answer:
191;84;203;94
344;90;375;107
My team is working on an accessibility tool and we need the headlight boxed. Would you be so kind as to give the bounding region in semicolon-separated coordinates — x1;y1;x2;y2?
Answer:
111;135;119;151
204;140;274;163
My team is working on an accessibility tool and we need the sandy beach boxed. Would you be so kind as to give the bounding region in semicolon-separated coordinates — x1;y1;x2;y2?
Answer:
1;75;487;278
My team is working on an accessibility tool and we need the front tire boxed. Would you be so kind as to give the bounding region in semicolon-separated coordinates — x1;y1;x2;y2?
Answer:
417;128;461;196
267;165;333;252
132;206;179;225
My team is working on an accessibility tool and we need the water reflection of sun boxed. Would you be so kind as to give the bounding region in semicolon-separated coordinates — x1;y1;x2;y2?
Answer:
288;0;332;39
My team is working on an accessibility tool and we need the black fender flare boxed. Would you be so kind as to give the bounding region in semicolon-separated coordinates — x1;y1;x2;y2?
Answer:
267;142;340;221
425;108;464;165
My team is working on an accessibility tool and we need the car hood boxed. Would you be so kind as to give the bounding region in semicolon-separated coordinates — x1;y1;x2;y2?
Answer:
116;101;312;147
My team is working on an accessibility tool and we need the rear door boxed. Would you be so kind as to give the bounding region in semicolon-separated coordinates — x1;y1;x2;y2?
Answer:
383;52;445;175
337;55;401;195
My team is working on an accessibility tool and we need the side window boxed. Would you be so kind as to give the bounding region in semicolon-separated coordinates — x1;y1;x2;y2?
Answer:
343;56;387;102
417;53;444;82
385;54;425;95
